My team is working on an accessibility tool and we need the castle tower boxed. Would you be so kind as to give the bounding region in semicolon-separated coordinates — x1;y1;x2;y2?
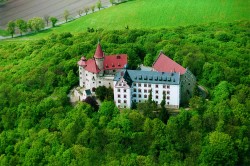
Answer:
78;56;87;87
94;42;105;75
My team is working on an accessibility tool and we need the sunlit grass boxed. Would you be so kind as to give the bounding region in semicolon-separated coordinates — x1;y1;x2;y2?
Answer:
3;0;250;40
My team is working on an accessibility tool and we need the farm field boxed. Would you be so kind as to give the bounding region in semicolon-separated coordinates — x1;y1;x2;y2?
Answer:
4;0;249;40
0;0;110;29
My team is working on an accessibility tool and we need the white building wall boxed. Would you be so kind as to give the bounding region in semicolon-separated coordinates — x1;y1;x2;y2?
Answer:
129;82;180;109
113;80;132;108
79;66;86;87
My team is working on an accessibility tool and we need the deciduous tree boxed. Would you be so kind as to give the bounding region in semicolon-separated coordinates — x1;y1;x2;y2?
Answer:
27;17;45;32
84;7;89;15
43;15;50;26
15;19;28;36
7;20;15;37
97;0;102;10
64;10;70;22
50;17;58;27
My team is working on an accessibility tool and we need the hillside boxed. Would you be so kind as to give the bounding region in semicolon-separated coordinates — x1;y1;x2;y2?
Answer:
2;0;250;39
0;21;249;165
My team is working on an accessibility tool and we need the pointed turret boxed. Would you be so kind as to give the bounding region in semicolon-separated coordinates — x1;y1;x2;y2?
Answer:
78;56;87;67
94;42;105;74
94;42;104;59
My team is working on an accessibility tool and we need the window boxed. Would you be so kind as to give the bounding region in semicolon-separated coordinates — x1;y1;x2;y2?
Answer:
118;89;120;92
163;85;166;88
167;102;169;105
139;100;141;103
118;94;120;98
144;89;147;93
124;100;127;104
167;91;170;95
138;89;142;93
133;83;136;86
113;70;116;72
133;94;136;97
80;72;82;74
118;100;121;103
148;84;151;87
124;89;126;92
156;95;158;99
156;84;158;88
138;83;141;87
139;94;141;98
167;85;170;89
156;90;158;94
167;96;170;100
124;95;127;98
119;83;122;86
124;106;126;108
134;89;136;92
99;81;101;84
144;84;147;87
144;95;147;98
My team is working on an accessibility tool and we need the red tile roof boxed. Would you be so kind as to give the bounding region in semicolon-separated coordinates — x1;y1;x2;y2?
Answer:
94;43;104;59
153;53;186;75
78;56;87;66
104;54;127;70
85;59;100;73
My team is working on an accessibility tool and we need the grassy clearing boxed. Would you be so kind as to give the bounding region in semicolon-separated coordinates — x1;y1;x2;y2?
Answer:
3;0;250;40
0;28;10;36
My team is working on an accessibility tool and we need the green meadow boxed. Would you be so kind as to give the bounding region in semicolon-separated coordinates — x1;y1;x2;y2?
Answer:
4;0;249;40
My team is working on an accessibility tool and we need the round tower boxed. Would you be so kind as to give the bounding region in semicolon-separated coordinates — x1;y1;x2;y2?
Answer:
78;56;87;87
94;42;104;73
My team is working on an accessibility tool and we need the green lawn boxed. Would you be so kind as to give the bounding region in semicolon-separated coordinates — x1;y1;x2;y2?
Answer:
0;28;10;36
3;0;250;40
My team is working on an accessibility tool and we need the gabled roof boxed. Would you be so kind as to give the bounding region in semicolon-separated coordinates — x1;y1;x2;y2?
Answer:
104;54;127;70
94;43;104;59
114;69;180;85
153;53;186;75
85;59;100;73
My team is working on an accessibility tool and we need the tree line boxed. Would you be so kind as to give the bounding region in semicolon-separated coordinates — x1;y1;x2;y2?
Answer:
0;20;249;165
6;0;130;38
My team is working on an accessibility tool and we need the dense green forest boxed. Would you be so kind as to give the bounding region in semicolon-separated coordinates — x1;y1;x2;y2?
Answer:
0;21;249;165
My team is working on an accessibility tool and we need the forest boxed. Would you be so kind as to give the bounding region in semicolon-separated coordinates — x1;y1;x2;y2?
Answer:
0;20;249;165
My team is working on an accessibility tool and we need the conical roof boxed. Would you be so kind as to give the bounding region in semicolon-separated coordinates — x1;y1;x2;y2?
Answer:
78;56;87;66
94;43;104;59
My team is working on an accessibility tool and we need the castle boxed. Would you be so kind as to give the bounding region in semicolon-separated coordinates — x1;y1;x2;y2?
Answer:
75;43;196;108
75;42;128;100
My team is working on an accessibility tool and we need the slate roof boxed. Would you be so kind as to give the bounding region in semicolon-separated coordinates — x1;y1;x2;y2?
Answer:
114;69;180;86
153;53;186;75
104;54;127;70
85;89;91;96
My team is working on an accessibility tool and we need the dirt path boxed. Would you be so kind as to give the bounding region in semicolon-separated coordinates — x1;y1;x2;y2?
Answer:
0;0;109;29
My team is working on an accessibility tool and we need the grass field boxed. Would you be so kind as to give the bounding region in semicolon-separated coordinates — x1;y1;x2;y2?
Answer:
0;29;10;36
3;0;250;40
